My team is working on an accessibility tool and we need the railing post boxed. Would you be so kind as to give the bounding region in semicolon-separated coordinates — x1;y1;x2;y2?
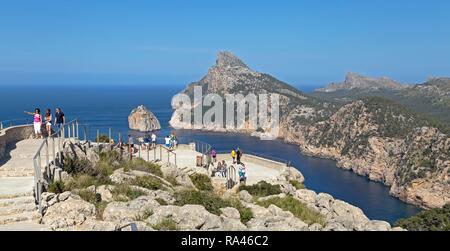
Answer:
147;147;150;162
160;145;162;161
138;144;141;159
68;123;71;139
109;128;112;142
52;137;56;166
154;146;156;161
45;140;50;179
97;129;100;144
72;123;75;140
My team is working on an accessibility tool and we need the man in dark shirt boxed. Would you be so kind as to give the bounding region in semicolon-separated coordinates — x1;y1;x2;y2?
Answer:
54;108;65;130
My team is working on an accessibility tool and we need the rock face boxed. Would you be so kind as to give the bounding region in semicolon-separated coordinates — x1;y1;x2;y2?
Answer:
129;105;161;132
170;52;450;209
316;73;407;92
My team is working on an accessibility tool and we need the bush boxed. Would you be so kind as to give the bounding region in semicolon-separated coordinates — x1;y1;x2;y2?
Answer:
289;180;305;190
112;184;147;202
174;190;227;215
258;196;326;226
124;158;163;177
76;190;100;204
47;181;67;194
65;174;98;190
97;134;111;143
395;204;450;231
132;176;164;191
239;181;282;197
63;156;93;175
174;190;253;224
152;218;178;231
190;173;214;191
134;209;154;221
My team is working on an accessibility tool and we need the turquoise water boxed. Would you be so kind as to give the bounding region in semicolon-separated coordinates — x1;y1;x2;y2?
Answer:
0;84;421;223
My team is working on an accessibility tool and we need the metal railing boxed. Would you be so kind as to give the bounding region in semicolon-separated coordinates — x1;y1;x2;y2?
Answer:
226;165;238;189
0;118;32;131
194;140;213;167
216;149;291;167
32;119;79;215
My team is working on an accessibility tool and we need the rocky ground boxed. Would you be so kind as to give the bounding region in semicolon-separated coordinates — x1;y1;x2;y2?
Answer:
37;142;403;231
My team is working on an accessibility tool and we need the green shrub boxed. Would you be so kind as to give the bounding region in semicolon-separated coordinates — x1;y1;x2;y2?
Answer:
174;190;226;215
395;204;450;231
112;184;147;202
152;218;178;231
124;158;163;177
65;174;98;190
134;209;154;221
190;173;214;191
97;134;111;143
228;199;254;224
47;181;67;194
239;181;282;197
258;196;326;226
76;190;100;204
132;176;164;191
155;198;168;206
174;190;253;224
63;156;93;175
289;180;305;190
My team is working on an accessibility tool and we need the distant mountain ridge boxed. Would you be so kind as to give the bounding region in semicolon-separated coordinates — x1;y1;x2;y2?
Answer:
316;73;407;92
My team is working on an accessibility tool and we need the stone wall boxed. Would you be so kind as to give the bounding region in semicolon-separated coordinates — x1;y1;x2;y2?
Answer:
0;125;33;161
216;153;287;170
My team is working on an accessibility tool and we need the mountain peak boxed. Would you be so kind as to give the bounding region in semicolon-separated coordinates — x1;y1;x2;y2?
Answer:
216;51;248;69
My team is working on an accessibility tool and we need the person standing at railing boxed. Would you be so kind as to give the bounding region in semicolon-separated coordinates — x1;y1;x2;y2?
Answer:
44;109;52;137
54;108;65;136
128;134;135;160
237;148;242;164
231;149;236;164
211;148;217;163
24;108;43;139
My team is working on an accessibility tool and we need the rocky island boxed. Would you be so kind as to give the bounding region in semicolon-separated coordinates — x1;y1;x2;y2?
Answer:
170;52;450;210
129;105;161;132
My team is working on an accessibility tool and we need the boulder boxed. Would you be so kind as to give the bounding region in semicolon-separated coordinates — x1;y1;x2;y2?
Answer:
238;190;253;203
128;105;161;132
42;196;96;230
103;196;161;224
97;185;115;203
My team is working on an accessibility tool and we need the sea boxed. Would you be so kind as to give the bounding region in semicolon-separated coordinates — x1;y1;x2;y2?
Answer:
0;83;421;223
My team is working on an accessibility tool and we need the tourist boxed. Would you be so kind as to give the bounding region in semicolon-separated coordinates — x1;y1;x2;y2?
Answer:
238;162;247;185
221;160;228;178
172;134;178;149
151;133;157;149
25;108;42;139
237;148;242;164
143;134;151;150
44;109;52;137
54;107;65;135
231;149;236;164
211;148;217;163
165;135;171;148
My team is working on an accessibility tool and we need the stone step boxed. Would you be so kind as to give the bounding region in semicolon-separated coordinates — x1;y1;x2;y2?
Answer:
0;170;35;178
0;191;34;200
0;211;41;225
0;222;50;231
0;203;37;217
0;196;36;207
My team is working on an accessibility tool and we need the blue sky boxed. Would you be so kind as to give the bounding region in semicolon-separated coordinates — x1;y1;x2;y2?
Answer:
0;0;449;87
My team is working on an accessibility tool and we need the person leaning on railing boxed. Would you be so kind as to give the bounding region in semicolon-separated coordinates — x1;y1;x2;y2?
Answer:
54;108;66;136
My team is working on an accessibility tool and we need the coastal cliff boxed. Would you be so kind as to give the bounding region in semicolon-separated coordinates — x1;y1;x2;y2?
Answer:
170;52;450;209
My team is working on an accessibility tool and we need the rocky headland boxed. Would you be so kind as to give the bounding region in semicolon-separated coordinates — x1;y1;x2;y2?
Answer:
38;141;402;231
170;52;450;209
